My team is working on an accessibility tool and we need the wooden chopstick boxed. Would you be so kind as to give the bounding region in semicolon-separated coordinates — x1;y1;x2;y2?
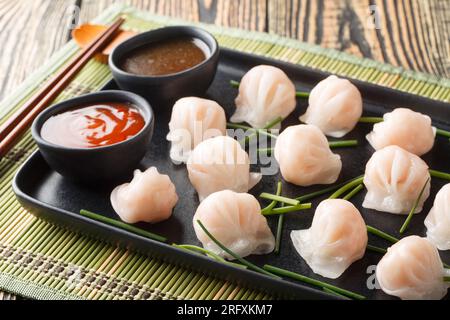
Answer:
0;17;125;158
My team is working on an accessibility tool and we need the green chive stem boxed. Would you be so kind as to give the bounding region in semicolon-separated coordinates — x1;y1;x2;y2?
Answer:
263;264;366;300
257;139;358;154
366;225;399;243
296;175;364;202
261;181;282;214
274;203;285;255
329;177;364;199
444;277;450;282
296;91;310;98
366;244;387;254
264;116;283;129
399;178;430;234
343;184;364;201
227;122;252;130
429;169;450;181
230;80;240;88
260;193;300;206
79;209;167;242
196;220;280;279
258;148;273;154
173;244;247;269
436;128;450;138
328;140;359;148
322;287;349;299
358;117;383;123
229;80;309;98
262;203;312;215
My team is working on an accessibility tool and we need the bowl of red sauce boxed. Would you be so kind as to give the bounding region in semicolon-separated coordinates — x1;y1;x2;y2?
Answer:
32;90;154;182
109;26;219;105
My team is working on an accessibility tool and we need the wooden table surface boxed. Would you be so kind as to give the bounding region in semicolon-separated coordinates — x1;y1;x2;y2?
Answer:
0;0;448;299
0;0;449;103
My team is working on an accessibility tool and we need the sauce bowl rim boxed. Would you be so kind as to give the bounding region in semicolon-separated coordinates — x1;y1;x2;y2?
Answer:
31;90;154;153
108;25;219;80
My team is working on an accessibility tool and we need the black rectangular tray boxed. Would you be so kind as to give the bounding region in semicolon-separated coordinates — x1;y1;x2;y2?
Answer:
13;48;450;300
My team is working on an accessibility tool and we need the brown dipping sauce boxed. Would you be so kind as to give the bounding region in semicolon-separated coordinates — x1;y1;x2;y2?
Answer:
120;37;209;76
41;103;145;148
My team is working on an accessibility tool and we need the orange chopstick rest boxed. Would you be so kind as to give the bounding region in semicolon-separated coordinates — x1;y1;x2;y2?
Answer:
72;24;136;64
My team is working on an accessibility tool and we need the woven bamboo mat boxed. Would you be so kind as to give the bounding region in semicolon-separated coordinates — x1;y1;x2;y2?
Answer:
0;4;449;300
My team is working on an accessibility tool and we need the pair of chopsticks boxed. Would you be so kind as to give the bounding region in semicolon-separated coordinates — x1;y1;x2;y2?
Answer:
0;17;125;158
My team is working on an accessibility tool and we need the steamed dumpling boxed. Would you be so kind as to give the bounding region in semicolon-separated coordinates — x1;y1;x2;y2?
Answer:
187;136;261;201
425;184;450;250
290;199;367;279
193;190;275;259
230;65;296;128
299;75;363;137
363;145;430;214
366;108;436;156
376;236;449;300
274;124;342;186
110;167;178;223
166;97;226;164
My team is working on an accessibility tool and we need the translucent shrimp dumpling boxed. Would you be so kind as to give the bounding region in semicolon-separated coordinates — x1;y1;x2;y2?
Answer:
425;184;450;250
230;65;296;128
166;97;226;164
274;124;342;186
366;108;436;156
363;145;431;214
290;199;367;279
376;236;450;300
193;190;275;259
110;167;178;223
299;75;363;137
187;136;261;201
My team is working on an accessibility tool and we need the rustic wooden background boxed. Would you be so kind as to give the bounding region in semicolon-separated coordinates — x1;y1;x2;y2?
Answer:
0;0;449;102
0;0;448;300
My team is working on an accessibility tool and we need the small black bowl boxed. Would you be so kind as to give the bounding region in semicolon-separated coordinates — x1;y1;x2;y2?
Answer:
109;26;219;106
31;90;154;183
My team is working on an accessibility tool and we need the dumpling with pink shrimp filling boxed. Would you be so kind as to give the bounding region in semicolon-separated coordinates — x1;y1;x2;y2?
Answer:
274;124;342;186
299;75;363;137
193;190;275;259
110;167;178;223
425;184;450;250
366;108;436;156
363;145;431;214
376;236;450;300
290;199;367;279
230;65;296;128
166;97;226;164
187;136;261;201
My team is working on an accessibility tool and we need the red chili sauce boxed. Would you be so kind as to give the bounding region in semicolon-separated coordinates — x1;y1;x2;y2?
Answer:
40;103;145;148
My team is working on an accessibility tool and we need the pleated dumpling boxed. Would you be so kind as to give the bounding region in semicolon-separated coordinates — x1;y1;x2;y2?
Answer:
110;167;178;223
299;75;363;137
366;108;436;156
274;124;342;186
376;236;449;300
166;97;226;164
363;145;431;214
187;136;261;201
230;65;296;128
193;190;275;259
425;184;450;250
290;199;367;279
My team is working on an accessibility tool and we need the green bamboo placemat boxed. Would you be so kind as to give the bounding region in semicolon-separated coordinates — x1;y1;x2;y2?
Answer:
0;4;449;300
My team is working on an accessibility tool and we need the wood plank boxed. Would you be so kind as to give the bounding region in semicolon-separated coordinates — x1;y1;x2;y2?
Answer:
0;0;77;101
268;0;450;77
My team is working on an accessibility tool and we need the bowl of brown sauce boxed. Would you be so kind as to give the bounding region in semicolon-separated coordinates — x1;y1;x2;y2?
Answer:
109;26;219;105
31;90;154;183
